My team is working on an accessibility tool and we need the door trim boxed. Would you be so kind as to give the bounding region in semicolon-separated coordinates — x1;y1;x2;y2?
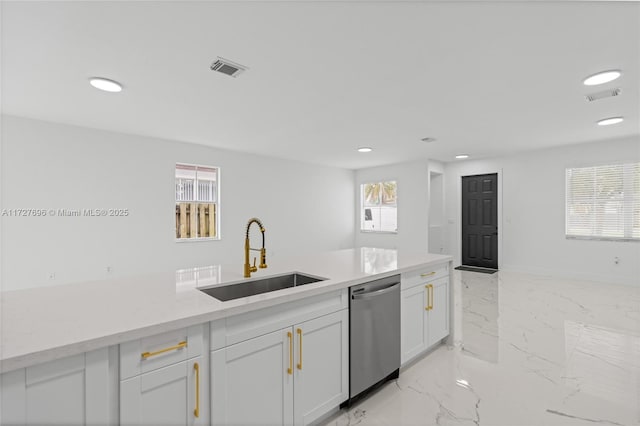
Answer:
456;169;503;269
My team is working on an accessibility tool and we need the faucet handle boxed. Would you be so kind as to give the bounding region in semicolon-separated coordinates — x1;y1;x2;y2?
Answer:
250;257;258;273
259;248;267;269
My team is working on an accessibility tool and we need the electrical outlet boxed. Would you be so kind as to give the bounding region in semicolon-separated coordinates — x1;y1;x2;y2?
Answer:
48;272;56;280
106;265;113;274
614;257;620;265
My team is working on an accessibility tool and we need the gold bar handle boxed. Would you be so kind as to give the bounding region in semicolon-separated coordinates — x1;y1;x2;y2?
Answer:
141;341;187;359
420;271;436;277
297;328;303;370
287;331;293;375
193;362;200;418
425;284;429;311
429;284;434;310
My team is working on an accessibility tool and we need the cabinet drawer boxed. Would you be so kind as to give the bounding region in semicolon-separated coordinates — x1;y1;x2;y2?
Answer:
401;262;449;290
120;325;204;380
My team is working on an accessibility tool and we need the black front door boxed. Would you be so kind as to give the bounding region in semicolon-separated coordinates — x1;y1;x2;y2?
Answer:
461;173;498;269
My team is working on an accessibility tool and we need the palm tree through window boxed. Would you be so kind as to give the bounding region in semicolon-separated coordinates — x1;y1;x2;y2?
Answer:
361;181;397;232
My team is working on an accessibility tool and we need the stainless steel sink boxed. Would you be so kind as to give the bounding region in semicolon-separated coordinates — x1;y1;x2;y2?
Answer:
199;272;326;301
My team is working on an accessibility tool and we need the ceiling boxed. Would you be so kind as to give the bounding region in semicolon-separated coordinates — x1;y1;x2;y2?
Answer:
2;1;638;169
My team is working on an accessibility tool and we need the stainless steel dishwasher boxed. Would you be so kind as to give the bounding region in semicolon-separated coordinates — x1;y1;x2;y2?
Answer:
345;274;401;405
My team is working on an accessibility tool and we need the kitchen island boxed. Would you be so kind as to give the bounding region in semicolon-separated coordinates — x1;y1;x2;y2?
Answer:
1;247;453;425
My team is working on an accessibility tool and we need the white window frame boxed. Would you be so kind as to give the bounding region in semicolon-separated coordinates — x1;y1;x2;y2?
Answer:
565;162;639;242
360;180;398;233
175;163;221;241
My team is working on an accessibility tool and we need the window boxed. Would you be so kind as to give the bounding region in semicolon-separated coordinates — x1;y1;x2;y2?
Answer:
566;162;639;241
361;181;397;232
175;163;220;240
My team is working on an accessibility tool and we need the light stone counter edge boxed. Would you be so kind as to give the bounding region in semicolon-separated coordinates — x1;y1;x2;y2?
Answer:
1;248;452;373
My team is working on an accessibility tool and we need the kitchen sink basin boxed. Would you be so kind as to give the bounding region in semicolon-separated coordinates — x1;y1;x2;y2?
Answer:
199;272;326;301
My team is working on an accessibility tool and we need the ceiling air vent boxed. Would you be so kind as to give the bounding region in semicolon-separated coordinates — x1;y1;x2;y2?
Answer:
210;57;248;78
585;88;621;102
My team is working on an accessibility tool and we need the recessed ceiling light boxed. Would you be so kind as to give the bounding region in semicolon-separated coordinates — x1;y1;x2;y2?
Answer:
455;154;469;159
357;147;373;153
583;70;621;86
597;117;624;126
89;77;123;93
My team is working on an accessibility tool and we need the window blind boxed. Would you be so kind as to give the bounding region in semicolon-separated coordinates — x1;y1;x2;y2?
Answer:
566;162;639;240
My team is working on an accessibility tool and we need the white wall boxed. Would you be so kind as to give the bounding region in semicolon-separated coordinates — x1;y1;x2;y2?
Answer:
444;136;640;286
1;116;355;290
354;160;429;252
428;160;446;254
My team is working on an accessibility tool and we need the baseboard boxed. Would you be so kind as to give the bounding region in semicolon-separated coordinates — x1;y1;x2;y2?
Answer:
498;264;638;287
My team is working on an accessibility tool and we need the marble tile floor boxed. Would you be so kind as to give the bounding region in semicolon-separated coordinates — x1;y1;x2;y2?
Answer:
322;270;639;426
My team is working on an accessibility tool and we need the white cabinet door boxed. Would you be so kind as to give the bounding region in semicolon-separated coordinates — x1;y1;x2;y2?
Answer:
0;349;112;425
293;310;348;426
428;280;449;347
401;285;428;364
211;328;294;426
120;357;205;426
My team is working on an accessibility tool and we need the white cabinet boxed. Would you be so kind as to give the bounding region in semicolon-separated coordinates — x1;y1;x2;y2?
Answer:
293;310;349;425
428;279;449;344
211;328;293;426
401;284;429;362
120;325;207;426
0;348;115;425
401;265;450;365
121;357;205;426
211;307;348;426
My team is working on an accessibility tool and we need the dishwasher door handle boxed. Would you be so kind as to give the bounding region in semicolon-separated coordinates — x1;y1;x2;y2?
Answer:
351;282;399;300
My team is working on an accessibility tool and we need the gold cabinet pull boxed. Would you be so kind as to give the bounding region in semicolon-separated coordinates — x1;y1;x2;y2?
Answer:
425;284;430;311
428;284;434;310
420;271;436;277
297;328;303;370
141;341;187;359
287;331;293;375
193;362;200;418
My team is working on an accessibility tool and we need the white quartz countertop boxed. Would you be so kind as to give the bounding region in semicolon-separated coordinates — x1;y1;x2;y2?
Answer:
0;248;451;373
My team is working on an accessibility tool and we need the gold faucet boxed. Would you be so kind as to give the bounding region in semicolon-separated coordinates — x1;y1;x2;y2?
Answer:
244;218;267;278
